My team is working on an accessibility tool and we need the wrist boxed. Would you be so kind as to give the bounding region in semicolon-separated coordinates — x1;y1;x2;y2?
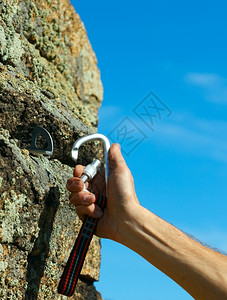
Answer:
114;202;145;246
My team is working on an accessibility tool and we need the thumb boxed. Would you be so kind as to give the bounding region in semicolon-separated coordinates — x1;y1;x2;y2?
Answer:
108;143;127;173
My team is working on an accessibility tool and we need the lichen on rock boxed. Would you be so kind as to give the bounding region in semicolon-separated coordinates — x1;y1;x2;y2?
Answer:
0;0;104;299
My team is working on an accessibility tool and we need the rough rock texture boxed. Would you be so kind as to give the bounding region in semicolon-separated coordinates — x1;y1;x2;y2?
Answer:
0;0;103;299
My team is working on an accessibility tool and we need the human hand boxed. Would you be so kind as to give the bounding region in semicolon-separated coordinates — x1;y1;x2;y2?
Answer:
66;143;140;242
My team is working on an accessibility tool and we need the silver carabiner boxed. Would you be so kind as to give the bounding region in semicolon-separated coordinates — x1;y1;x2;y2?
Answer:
71;133;110;190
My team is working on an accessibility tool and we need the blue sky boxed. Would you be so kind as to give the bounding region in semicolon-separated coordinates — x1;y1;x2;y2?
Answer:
71;1;227;299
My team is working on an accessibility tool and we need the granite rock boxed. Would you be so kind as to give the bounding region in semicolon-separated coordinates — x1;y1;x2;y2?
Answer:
0;0;104;299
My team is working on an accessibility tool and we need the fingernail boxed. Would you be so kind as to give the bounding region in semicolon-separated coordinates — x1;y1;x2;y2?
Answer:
115;143;121;150
71;179;82;187
84;194;94;204
95;208;103;218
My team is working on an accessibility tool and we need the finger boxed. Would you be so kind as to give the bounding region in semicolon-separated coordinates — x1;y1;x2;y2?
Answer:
108;143;127;173
73;165;85;177
70;191;96;206
76;204;103;219
66;177;84;192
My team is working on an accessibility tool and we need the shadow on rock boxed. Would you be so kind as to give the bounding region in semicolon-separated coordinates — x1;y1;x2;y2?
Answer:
25;186;60;299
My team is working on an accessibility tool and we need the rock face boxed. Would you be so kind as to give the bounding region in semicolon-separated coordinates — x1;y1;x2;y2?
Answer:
0;0;103;299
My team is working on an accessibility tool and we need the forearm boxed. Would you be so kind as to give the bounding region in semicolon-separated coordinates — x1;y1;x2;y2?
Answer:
116;204;227;300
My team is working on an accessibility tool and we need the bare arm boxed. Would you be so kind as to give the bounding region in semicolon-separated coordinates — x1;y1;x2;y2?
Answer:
118;204;227;299
67;144;227;300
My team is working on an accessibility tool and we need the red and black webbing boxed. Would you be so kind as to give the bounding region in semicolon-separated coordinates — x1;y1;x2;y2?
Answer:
58;193;106;297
